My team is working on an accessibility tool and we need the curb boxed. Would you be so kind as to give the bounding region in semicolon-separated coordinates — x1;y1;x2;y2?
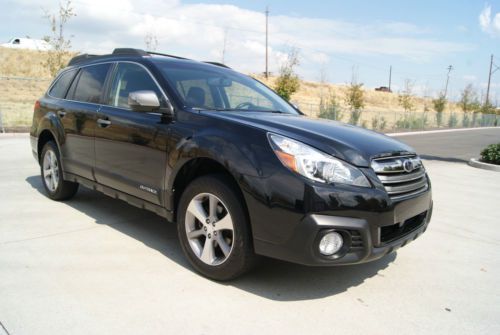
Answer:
468;158;500;172
386;127;500;137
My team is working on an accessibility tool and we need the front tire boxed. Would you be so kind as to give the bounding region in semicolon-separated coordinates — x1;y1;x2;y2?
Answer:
40;141;79;200
177;175;256;280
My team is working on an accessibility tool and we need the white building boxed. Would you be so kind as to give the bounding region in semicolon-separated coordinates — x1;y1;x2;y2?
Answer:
1;37;53;51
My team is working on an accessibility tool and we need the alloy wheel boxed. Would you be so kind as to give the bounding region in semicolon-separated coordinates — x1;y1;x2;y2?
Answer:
43;149;59;192
185;193;235;266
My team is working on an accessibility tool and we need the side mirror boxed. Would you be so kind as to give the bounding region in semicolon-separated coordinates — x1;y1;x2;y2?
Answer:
128;91;160;112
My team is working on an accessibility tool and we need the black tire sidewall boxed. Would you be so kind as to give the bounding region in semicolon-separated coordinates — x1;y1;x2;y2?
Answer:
177;175;253;281
40;141;72;200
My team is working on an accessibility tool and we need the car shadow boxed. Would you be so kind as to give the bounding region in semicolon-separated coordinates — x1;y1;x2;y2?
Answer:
26;175;396;302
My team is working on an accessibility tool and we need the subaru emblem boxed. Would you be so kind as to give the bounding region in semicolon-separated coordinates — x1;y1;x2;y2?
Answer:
403;159;414;173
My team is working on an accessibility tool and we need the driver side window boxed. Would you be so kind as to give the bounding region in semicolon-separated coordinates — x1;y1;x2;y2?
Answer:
107;63;163;109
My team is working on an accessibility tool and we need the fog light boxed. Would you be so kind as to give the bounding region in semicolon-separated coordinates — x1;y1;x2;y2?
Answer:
319;232;343;256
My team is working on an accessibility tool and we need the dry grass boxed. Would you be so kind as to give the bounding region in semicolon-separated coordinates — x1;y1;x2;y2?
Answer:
0;78;49;127
0;47;74;78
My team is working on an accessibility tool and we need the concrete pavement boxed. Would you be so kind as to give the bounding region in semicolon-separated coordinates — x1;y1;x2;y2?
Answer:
393;127;500;162
0;134;499;334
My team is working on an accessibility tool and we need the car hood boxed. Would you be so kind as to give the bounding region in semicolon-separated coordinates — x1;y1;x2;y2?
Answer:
202;111;416;167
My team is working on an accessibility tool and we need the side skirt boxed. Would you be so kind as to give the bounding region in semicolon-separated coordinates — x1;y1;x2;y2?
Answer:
64;172;175;222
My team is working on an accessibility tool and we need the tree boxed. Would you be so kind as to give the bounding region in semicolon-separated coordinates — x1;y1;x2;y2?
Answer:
459;84;478;113
318;90;342;121
42;0;76;77
144;32;158;51
432;93;447;127
398;79;415;113
274;47;300;101
479;102;496;115
344;82;364;125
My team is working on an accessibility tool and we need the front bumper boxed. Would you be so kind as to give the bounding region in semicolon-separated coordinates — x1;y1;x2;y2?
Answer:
251;189;433;266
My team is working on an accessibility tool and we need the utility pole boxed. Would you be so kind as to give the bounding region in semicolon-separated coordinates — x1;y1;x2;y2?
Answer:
485;54;499;106
388;65;392;91
444;65;453;98
265;6;269;79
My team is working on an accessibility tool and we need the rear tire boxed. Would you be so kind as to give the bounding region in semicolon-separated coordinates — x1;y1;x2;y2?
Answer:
177;174;256;280
40;141;79;201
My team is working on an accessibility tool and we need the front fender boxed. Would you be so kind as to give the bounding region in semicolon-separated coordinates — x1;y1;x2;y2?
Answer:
165;120;273;211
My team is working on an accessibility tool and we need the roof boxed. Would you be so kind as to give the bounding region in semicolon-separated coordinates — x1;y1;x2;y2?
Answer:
67;48;231;70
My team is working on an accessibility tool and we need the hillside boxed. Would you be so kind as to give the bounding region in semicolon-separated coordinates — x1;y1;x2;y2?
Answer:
0;47;466;130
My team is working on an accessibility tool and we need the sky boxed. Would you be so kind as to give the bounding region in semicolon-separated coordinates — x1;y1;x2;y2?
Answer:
0;0;499;103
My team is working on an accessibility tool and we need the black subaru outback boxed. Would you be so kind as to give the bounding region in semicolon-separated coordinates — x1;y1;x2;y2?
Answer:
30;48;433;280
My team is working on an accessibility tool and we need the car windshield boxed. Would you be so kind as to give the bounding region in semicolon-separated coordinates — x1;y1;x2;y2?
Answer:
153;60;299;114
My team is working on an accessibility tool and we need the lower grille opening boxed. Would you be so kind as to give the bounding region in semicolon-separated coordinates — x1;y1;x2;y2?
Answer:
380;211;427;244
348;230;364;250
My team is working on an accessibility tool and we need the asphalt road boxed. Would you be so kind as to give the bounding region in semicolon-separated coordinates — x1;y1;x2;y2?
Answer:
392;128;500;162
0;130;499;335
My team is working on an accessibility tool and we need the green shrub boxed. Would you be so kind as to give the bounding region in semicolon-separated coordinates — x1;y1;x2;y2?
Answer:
395;113;428;129
345;83;364;126
448;113;458;128
462;113;470;127
274;48;300;101
433;94;447;127
318;91;343;121
435;112;443;127
480;143;500;165
349;109;362;125
371;115;387;131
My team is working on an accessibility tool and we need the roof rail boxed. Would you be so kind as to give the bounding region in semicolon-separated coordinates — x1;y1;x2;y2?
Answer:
68;54;98;66
147;51;188;60
112;48;148;56
67;48;197;67
204;61;231;69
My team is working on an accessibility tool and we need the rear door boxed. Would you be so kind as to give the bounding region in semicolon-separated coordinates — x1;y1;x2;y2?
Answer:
59;63;112;180
94;62;170;205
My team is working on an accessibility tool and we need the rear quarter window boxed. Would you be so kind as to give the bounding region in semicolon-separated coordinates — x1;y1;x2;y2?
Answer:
48;69;77;99
71;63;111;103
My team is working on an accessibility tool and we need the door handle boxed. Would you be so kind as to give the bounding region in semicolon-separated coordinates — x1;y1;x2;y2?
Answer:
57;110;66;118
97;118;111;127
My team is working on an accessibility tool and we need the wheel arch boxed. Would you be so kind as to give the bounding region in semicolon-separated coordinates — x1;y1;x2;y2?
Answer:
170;157;250;227
37;129;59;163
35;112;65;163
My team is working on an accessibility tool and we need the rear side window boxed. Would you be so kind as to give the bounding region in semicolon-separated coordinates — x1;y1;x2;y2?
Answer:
49;69;77;99
72;63;111;103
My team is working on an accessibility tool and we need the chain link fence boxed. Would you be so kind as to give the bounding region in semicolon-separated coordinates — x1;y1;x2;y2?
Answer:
0;76;499;133
293;101;500;132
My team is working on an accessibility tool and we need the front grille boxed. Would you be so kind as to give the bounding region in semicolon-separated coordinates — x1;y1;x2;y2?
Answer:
372;155;428;200
380;211;427;244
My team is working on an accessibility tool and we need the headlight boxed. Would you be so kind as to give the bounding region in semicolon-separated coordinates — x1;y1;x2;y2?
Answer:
268;133;370;187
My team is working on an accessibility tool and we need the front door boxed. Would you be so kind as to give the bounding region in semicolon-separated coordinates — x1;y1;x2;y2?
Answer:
94;62;170;205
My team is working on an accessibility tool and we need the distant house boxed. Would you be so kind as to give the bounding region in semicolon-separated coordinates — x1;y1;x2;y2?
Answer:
1;37;52;51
